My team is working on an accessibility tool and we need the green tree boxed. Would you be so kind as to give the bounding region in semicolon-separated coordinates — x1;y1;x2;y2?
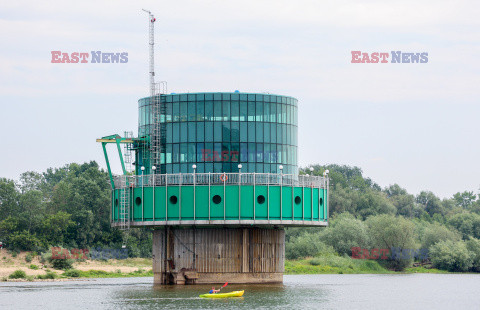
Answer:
385;184;408;197
429;240;473;272
420;223;461;250
466;238;480;272
41;212;75;246
417;191;444;216
18;171;47;194
356;189;396;219
18;190;44;233
453;191;477;209
448;213;480;239
366;214;416;271
8;230;42;251
0;178;19;219
321;213;371;256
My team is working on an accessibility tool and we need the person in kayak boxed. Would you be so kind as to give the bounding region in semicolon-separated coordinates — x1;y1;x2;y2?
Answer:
209;287;220;294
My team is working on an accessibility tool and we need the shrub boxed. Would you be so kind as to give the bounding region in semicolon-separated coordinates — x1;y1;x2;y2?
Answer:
9;269;26;279
309;258;323;266
8;231;42;251
29;264;39;270
285;234;336;259
64;269;81;277
37;271;57;279
52;258;74;270
25;252;34;263
429;240;473;272
42;248;74;270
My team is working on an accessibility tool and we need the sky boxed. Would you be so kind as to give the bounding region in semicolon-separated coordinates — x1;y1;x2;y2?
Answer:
0;0;479;198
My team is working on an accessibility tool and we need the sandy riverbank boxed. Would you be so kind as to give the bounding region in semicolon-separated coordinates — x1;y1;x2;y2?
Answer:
0;250;152;281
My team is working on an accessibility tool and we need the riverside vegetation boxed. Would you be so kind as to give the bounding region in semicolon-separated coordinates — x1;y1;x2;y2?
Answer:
1;162;480;279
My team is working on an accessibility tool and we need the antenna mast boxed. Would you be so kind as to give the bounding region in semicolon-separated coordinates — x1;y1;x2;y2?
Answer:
142;9;156;97
142;9;166;171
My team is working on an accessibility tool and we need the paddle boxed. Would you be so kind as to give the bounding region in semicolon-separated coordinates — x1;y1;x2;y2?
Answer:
219;282;228;291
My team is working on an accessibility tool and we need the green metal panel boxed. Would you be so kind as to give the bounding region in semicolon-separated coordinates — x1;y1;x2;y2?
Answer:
225;186;239;220
195;186;210;220
112;184;327;224
166;186;180;220
154;186;166;221
293;187;303;220
240;185;254;219
303;187;312;220
319;189;325;220
312;188;319;221
254;186;268;219
210;185;224;219
268;186;281;220
113;190;119;221
143;187;153;221
323;189;328;220
181;186;194;220
282;187;292;219
133;188;143;221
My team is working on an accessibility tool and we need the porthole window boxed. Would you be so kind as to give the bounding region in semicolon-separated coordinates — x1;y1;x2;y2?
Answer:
170;195;178;204
135;197;142;205
212;195;222;204
257;195;266;204
319;198;323;206
294;196;301;204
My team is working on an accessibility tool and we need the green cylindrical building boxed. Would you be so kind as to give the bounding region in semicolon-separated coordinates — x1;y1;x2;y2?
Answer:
99;92;328;285
137;92;298;175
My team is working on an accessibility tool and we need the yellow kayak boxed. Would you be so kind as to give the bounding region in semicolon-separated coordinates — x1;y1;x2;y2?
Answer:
199;290;244;298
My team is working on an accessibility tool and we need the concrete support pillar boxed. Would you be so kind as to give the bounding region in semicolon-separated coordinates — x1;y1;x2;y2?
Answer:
152;229;165;285
242;228;249;273
152;227;284;284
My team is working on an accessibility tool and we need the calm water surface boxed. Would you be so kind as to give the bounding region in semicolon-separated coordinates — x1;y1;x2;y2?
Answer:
1;274;479;309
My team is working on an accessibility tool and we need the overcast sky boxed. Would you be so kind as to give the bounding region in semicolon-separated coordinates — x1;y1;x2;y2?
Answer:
1;0;479;198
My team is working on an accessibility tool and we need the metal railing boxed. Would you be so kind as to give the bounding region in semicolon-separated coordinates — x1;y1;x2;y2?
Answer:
113;172;327;189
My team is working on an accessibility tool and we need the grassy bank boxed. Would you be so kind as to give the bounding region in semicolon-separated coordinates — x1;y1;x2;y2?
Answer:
2;251;450;281
285;256;392;274
284;256;448;274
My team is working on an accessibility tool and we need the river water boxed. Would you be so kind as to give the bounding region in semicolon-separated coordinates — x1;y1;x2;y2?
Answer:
1;274;479;309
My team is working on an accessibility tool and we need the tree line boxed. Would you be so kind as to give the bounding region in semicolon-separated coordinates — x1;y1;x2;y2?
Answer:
1;162;480;272
286;164;480;272
0;162;151;257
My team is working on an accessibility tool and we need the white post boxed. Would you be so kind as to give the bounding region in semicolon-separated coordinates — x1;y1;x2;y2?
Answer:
208;172;211;221
238;164;242;221
193;165;196;221
152;166;156;223
141;166;145;221
279;165;283;220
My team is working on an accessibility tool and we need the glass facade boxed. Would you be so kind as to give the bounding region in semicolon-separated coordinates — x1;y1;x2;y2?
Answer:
138;92;298;175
